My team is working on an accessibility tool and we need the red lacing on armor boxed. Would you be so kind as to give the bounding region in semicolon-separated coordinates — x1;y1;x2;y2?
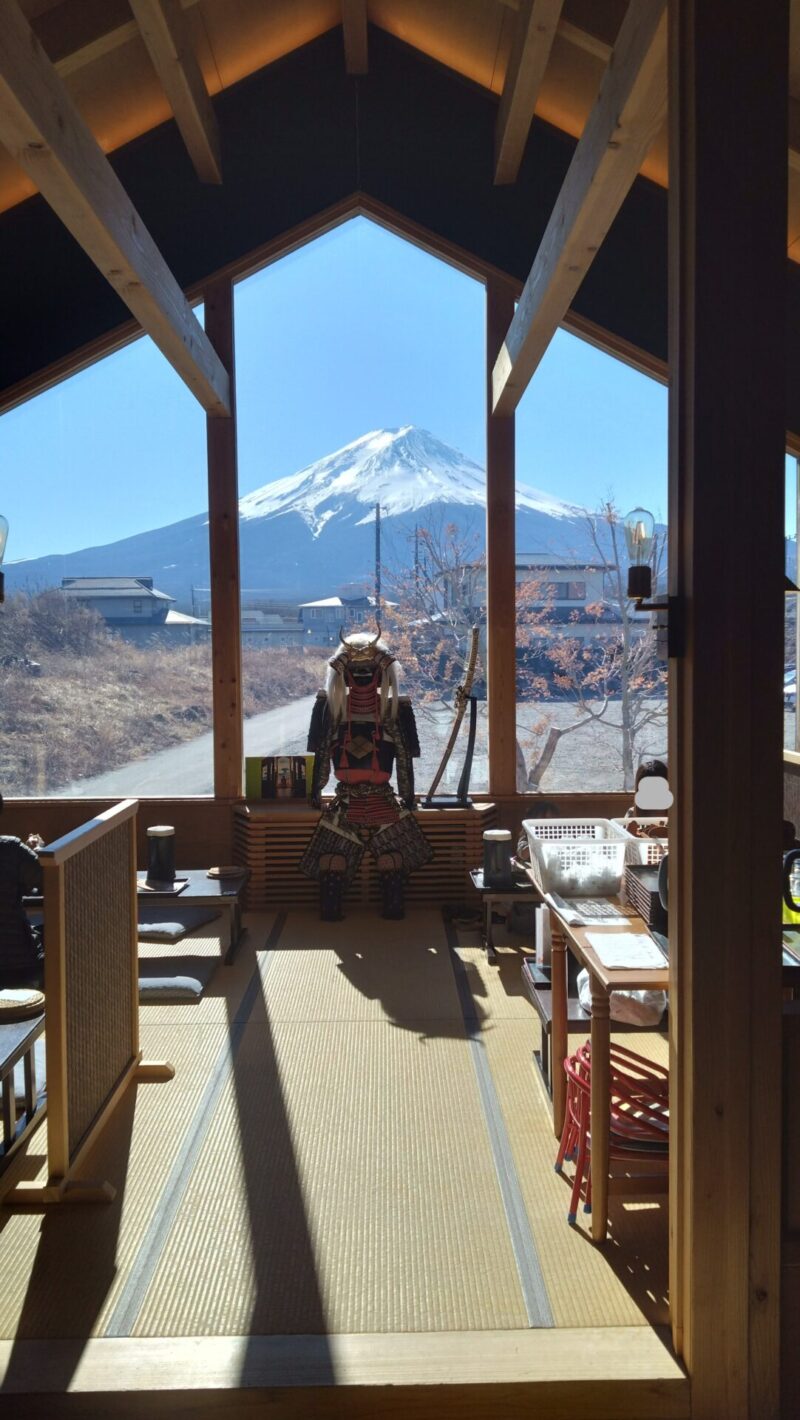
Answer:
339;669;382;775
346;792;399;826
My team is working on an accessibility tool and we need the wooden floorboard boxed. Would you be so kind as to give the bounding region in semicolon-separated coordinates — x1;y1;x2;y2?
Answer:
0;1329;689;1418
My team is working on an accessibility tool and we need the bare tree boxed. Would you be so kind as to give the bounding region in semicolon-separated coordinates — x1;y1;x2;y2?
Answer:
384;502;666;794
516;502;667;791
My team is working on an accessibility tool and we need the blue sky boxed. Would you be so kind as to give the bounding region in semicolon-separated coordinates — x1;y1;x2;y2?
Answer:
0;214;790;561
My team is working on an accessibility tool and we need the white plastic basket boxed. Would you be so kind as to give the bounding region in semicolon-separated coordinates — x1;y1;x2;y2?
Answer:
612;817;669;866
522;818;629;898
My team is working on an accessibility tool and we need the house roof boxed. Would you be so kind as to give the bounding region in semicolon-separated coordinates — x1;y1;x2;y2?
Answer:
164;608;209;626
61;576;174;602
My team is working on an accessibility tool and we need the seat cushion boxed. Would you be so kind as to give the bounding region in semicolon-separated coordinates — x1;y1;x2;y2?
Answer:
138;954;218;1001
137;906;221;942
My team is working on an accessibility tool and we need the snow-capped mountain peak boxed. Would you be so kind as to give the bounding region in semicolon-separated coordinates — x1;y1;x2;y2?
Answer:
5;427;595;608
237;426;583;536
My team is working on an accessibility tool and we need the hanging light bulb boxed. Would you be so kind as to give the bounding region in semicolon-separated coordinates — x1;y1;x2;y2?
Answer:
623;506;654;600
0;514;8;604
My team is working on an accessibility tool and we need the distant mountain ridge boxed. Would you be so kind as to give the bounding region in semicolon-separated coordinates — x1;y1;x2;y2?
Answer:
6;427;639;607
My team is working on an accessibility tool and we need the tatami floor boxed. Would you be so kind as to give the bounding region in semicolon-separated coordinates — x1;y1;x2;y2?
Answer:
0;907;679;1412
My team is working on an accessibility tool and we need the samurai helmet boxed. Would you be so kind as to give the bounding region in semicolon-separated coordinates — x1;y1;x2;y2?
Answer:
326;625;399;718
336;624;382;663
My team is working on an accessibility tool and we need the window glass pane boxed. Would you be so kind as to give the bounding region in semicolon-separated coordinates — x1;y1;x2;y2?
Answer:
234;216;487;797
0;326;211;797
515;329;668;793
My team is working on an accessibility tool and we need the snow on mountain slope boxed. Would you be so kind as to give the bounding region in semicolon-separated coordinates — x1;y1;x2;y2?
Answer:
238;426;584;534
5;427;599;606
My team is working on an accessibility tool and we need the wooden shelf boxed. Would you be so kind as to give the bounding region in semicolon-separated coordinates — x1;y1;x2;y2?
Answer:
234;801;498;910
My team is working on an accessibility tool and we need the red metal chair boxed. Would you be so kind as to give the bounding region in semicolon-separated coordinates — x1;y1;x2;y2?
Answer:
555;1040;669;1224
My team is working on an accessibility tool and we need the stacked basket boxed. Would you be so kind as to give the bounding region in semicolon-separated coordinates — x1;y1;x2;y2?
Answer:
612;816;669;865
522;818;631;899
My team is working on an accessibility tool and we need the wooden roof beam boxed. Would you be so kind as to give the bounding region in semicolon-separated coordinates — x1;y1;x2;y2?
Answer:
0;0;230;416
129;0;222;185
492;0;667;416
342;0;368;76
495;0;565;185
30;0;202;79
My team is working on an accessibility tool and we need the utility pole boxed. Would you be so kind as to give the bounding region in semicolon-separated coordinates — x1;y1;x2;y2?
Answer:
375;502;381;613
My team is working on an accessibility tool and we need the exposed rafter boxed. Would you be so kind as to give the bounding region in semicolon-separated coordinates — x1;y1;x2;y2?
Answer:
0;0;230;415
25;0;800;181
129;0;221;184
790;96;800;173
492;0;667;416
31;0;202;79
342;0;368;75
495;0;564;185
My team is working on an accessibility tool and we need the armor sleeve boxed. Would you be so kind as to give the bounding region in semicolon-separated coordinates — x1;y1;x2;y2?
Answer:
307;691;330;751
397;698;421;757
394;698;420;809
307;692;333;808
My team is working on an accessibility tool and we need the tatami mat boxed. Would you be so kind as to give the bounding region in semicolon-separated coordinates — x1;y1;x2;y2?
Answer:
455;934;669;1327
134;1018;530;1335
0;1022;228;1339
0;906;670;1350
252;907;469;1027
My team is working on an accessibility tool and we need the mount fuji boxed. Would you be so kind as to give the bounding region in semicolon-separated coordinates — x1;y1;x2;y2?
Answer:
6;427;604;607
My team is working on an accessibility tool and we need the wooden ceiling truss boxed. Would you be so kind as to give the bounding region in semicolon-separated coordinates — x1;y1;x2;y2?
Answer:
0;0;229;415
492;0;668;415
129;0;222;184
342;0;368;75
494;0;564;185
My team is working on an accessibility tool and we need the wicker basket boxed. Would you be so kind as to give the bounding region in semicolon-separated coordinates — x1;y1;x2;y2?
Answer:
613;817;669;865
522;818;630;898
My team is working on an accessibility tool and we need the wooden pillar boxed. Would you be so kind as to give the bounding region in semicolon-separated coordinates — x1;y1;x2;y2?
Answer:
205;277;244;800
668;2;787;1415
486;277;518;797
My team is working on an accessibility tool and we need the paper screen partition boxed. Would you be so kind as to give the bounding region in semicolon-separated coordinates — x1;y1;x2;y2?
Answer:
8;799;174;1205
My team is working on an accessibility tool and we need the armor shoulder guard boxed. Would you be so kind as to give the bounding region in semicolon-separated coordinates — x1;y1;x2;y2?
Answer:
396;697;421;758
307;692;331;752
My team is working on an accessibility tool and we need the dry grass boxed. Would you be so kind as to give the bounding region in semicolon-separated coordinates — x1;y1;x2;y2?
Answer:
0;592;324;796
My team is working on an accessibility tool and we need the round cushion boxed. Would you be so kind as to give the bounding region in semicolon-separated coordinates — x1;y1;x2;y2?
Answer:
0;988;45;1022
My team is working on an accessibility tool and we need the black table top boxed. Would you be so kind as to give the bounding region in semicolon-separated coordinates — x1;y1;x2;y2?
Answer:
470;868;536;894
0;1012;45;1075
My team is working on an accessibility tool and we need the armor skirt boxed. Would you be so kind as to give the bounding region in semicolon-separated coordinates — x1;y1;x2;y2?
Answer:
299;783;433;885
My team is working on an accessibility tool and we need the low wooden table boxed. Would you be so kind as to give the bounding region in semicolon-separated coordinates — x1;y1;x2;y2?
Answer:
469;868;537;962
0;1012;46;1175
547;899;669;1243
137;870;249;964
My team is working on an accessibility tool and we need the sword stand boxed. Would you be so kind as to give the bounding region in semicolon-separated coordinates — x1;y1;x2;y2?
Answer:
422;696;478;808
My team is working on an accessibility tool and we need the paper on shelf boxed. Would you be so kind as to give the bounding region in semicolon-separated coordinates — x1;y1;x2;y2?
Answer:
585;931;668;969
545;892;633;927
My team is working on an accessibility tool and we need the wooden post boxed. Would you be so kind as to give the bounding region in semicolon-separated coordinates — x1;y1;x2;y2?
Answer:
486;278;518;797
205;277;244;800
668;2;787;1414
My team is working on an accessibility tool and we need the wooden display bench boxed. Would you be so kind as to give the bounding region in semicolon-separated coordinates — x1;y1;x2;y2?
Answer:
234;800;498;911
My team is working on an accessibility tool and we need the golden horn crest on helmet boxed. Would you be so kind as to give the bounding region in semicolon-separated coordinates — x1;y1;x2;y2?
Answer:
337;624;383;661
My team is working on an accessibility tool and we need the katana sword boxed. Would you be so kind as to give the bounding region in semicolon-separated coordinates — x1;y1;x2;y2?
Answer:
423;624;480;804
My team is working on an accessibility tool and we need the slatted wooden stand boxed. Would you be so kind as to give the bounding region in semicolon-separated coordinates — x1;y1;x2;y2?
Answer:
234;801;498;911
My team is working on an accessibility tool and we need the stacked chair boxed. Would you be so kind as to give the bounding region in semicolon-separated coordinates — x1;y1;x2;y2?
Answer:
555;1040;669;1224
